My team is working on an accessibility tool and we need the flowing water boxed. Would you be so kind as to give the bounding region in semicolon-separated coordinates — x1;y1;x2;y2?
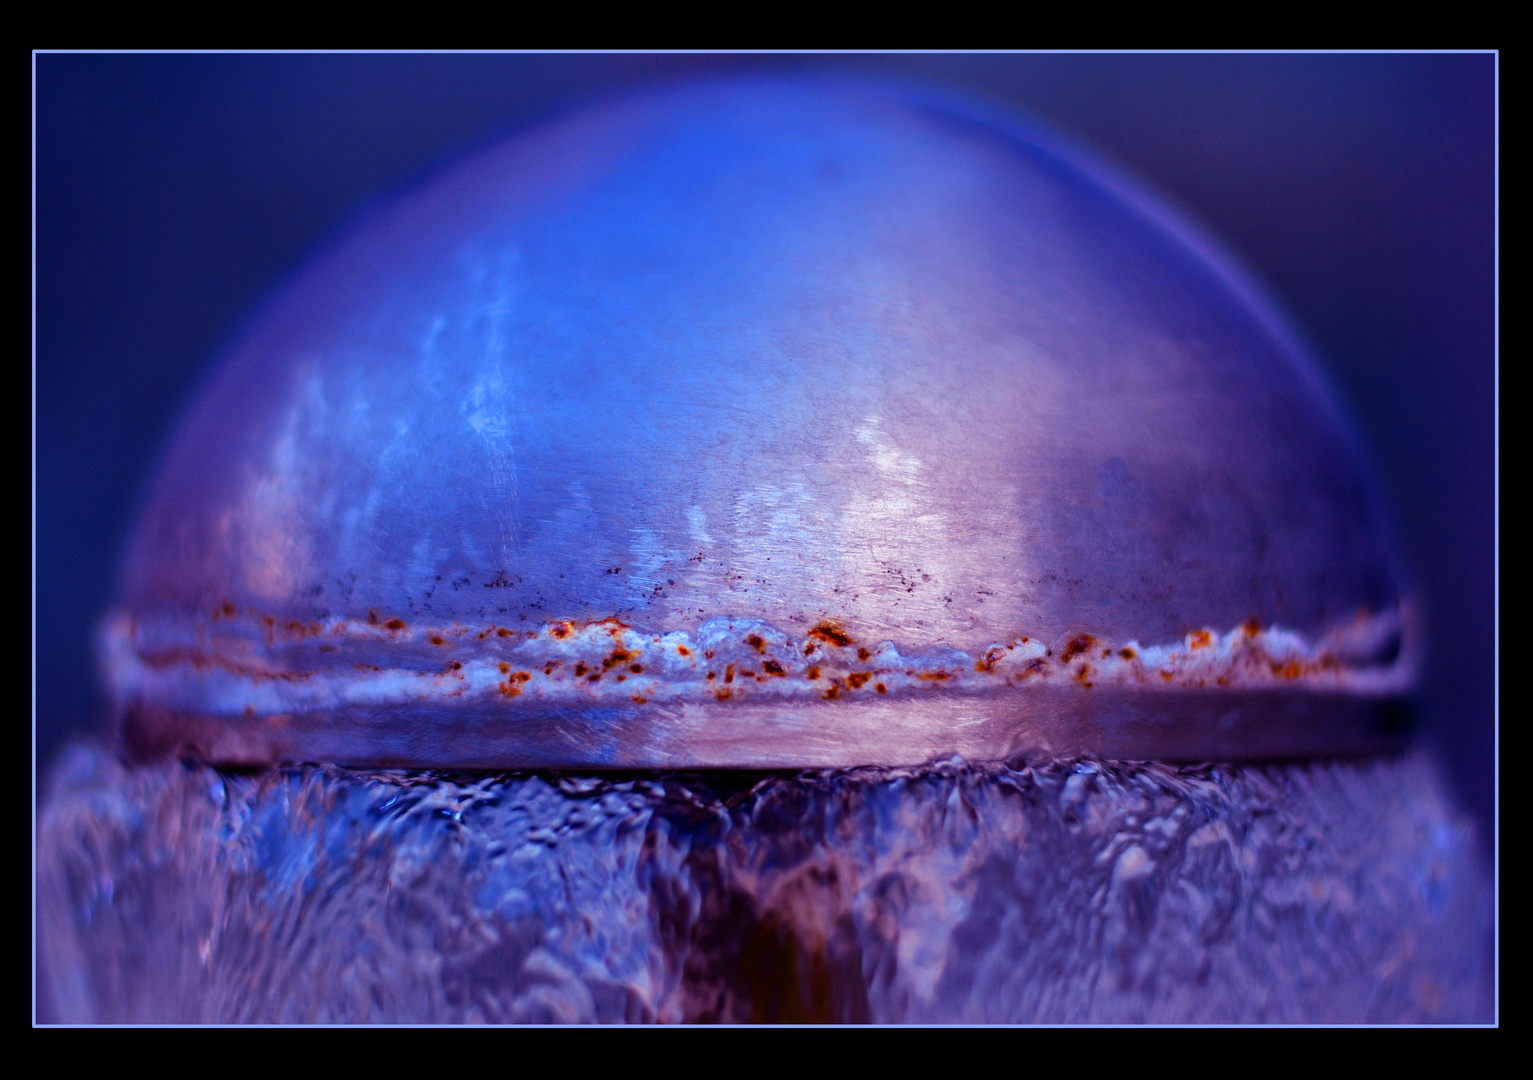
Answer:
38;745;1491;1023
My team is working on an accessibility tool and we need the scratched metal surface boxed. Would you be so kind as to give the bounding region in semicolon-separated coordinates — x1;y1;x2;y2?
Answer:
114;78;1398;653
38;744;1490;1023
104;80;1408;767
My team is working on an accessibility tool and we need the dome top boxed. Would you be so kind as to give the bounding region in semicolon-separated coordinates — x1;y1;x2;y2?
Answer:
107;80;1413;769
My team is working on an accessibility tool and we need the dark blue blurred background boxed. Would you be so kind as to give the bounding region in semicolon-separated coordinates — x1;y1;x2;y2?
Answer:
34;53;1496;840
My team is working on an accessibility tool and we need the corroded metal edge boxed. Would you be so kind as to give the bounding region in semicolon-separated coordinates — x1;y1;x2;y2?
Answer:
120;687;1413;770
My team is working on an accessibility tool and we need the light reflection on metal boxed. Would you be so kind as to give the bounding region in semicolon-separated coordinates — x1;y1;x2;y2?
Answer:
106;79;1412;769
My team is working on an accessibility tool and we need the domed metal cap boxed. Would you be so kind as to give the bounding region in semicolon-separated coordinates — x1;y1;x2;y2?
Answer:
106;79;1415;769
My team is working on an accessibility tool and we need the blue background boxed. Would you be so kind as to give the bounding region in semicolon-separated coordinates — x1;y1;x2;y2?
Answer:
34;53;1496;841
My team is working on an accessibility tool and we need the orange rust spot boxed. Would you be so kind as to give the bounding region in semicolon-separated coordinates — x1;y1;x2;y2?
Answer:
602;648;637;671
875;682;887;694
1074;665;1093;687
1274;660;1303;679
1216;676;1229;686
808;622;854;648
498;663;510;674
384;618;406;632
588;674;601;684
1101;648;1112;659
629;663;644;674
1189;630;1213;650
449;661;463;671
544;664;556;675
677;645;692;657
975;646;1006;673
846;672;871;689
1119;648;1136;660
716;687;733;701
1061;635;1095;663
632;695;648;704
574;663;589;677
823;684;841;700
745;634;766;653
1160;670;1174;681
551;622;573;640
499;681;521;698
1021;658;1047;679
724;664;735;684
762;660;785;676
429;635;446;646
806;665;821;680
497;627;512;638
856;647;871;661
916;671;950;682
1242;618;1262;636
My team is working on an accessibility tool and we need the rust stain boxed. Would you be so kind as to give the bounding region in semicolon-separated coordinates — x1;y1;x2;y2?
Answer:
1189;630;1213;650
806;665;821;680
602;648;637;672
875;682;887;694
1061;635;1095;663
762;660;786;676
745;634;767;653
807;622;854;648
384;618;406;632
846;672;871;689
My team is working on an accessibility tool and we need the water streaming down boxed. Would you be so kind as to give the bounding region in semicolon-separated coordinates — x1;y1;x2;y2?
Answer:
41;745;1488;1023
38;79;1492;1022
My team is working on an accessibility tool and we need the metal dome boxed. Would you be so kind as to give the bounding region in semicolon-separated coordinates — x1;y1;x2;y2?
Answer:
105;79;1413;768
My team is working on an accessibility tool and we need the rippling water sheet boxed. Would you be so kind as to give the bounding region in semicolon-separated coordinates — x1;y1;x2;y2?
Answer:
38;746;1490;1024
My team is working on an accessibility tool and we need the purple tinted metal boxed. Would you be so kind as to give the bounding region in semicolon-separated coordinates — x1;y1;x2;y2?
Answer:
105;79;1411;769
